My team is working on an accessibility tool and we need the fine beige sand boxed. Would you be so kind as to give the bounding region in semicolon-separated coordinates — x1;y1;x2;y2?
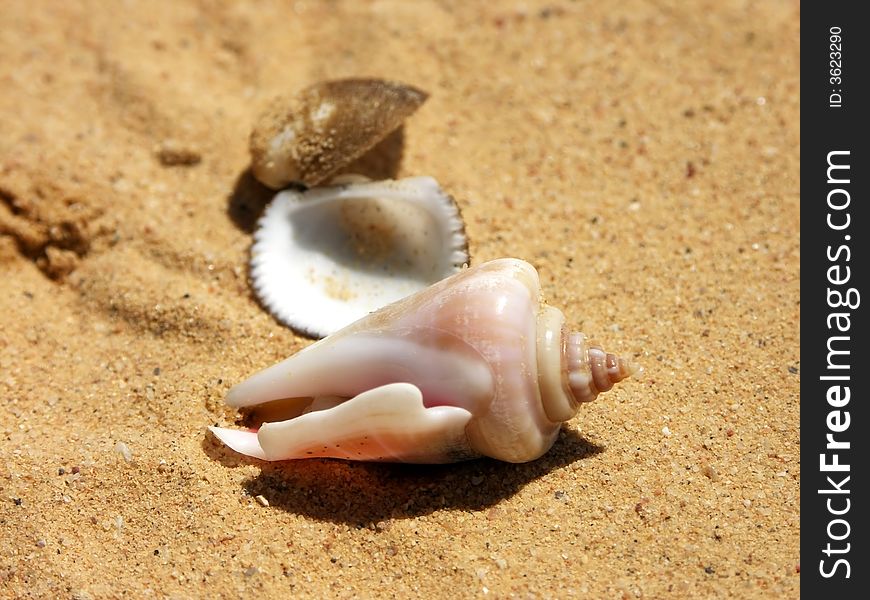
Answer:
1;1;799;598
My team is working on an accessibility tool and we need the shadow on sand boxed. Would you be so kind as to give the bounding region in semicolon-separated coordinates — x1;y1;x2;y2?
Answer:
202;428;602;525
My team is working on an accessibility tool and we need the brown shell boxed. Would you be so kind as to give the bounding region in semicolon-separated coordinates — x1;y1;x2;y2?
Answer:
250;78;428;189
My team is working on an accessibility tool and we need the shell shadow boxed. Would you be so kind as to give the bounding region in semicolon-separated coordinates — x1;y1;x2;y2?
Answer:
226;169;277;233
226;126;406;233
202;429;603;525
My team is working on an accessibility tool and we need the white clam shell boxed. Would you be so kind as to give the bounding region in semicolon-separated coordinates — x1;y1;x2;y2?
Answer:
250;176;468;338
212;259;636;464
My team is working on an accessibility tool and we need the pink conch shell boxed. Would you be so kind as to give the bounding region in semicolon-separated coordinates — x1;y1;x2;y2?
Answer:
210;258;637;463
250;78;428;189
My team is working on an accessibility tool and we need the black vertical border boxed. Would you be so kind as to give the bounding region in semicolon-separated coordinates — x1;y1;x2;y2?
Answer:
802;4;869;596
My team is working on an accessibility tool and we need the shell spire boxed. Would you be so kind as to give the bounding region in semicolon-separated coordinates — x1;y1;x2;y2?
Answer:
565;332;638;404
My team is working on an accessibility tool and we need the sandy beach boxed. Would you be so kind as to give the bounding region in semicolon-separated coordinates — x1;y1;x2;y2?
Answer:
1;1;799;597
